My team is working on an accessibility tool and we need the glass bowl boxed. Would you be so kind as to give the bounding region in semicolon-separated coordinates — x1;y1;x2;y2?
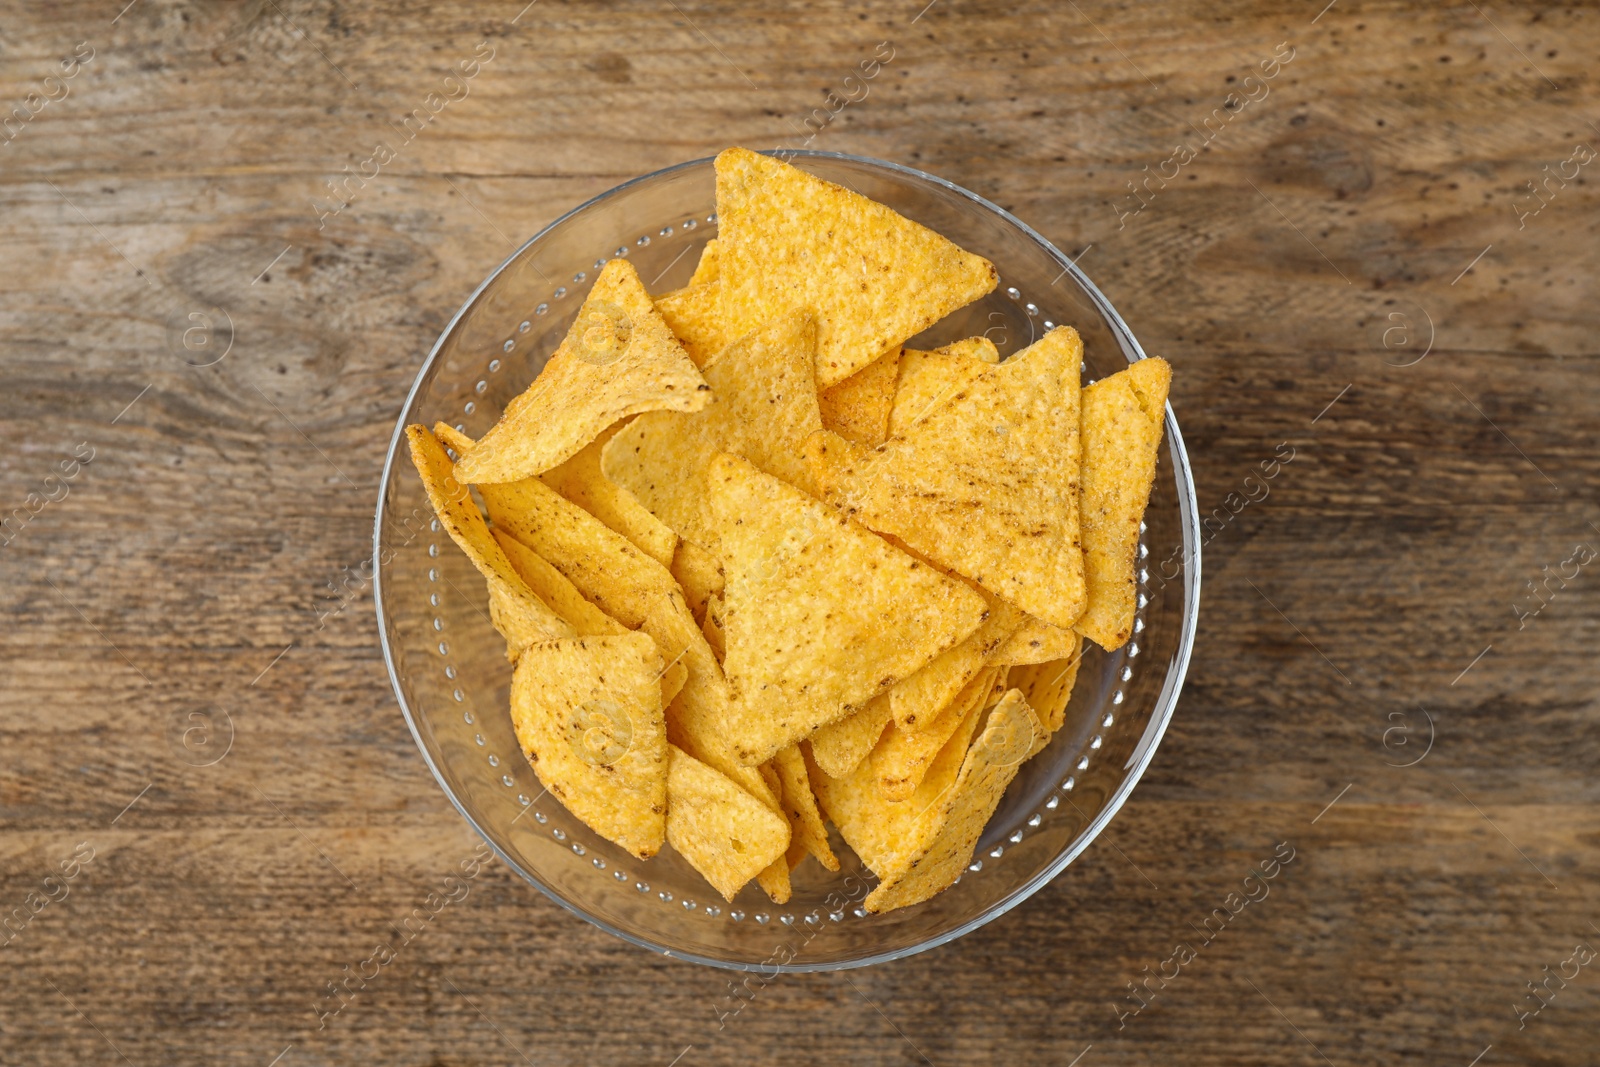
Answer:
373;151;1200;971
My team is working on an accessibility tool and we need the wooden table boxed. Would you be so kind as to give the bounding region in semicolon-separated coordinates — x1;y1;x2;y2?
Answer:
2;2;1595;1063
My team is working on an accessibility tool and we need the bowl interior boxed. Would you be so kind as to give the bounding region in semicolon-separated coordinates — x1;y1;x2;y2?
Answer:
374;152;1200;970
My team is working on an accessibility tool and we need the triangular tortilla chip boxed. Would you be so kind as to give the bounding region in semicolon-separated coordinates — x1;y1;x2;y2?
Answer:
888;336;1001;437
865;690;1045;912
405;425;574;652
455;258;711;483
993;612;1079;665
773;744;838;871
670;539;725;624
539;421;678;566
700;591;725;661
1007;639;1084;734
714;147;998;387
653;280;731;369
478;473;772;806
708;452;986;764
665;744;790;901
756;855;792;903
807;689;988;877
808;694;892;779
816;326;1087;630
1076;358;1170;651
431;421;477;459
493;529;628;638
688;238;721;286
661;660;688;708
510;633;669;859
874;666;1004;801
602;309;824;551
818;346;901;446
889;591;1021;729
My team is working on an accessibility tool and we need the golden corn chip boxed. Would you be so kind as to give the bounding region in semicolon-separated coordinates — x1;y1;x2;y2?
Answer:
431;421;477;459
874;666;1003;802
774;744;839;871
665;744;790;901
807;689;986;877
653;280;732;369
808;693;891;779
757;855;792;903
993;612;1078;665
700;591;726;661
688;238;721;286
818;346;901;447
865;690;1045;912
539;422;678;567
817;326;1088;630
602;309;824;552
709;452;987;765
455;258;711;484
888;336;1000;437
670;539;725;623
890;592;1021;729
1007;638;1083;734
493;529;628;638
714;147;998;387
406;425;574;647
660;660;689;707
1076;358;1170;651
510;633;669;860
479;473;771;805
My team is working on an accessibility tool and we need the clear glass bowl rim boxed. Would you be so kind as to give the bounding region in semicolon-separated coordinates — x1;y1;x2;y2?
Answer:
372;149;1202;972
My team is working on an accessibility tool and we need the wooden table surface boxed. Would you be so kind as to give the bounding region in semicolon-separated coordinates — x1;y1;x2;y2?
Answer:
2;1;1596;1063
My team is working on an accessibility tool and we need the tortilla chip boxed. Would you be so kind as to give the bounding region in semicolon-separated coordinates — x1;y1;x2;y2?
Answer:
700;591;725;661
773;744;838;871
756;855;792;903
864;691;1045;912
808;693;892;779
818;346;901;447
688;238;721;286
455;258;711;483
670;539;725;623
890;592;1021;729
406;425;574;651
993;612;1079;665
1007;639;1083;734
493;528;629;637
807;690;987;877
816;326;1088;630
665;744;790;901
539;422;677;566
714;147;998;387
431;421;477;459
660;660;689;708
874;666;1003;802
602;309;824;551
478;473;771;805
708;452;987;764
653;280;732;369
1076;358;1170;651
888;337;1001;437
510;633;669;859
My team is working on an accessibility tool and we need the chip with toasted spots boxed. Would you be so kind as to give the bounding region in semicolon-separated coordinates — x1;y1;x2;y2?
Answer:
865;690;1045;912
539;422;678;567
773;744;838;871
756;854;792;903
406;425;574;655
670;539;725;624
993;611;1079;665
660;660;689;708
510;633;669;860
493;529;628;638
665;744;790;901
653;280;731;369
700;591;725;661
709;453;986;765
890;591;1021;730
714;147;997;387
431;421;477;459
454;259;711;484
815;326;1088;630
818;346;901;447
888;336;1000;437
807;693;892;780
1076;358;1170;651
602;309;824;551
875;666;1004;801
1007;638;1084;734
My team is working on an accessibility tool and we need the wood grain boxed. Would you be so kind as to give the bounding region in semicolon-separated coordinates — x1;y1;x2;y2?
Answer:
1;1;1597;1064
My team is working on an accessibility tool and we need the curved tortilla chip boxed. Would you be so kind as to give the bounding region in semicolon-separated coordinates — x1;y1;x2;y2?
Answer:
808;694;892;780
888;336;1001;437
1007;639;1084;734
666;745;790;901
653;280;731;369
819;346;901;447
539;421;678;566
